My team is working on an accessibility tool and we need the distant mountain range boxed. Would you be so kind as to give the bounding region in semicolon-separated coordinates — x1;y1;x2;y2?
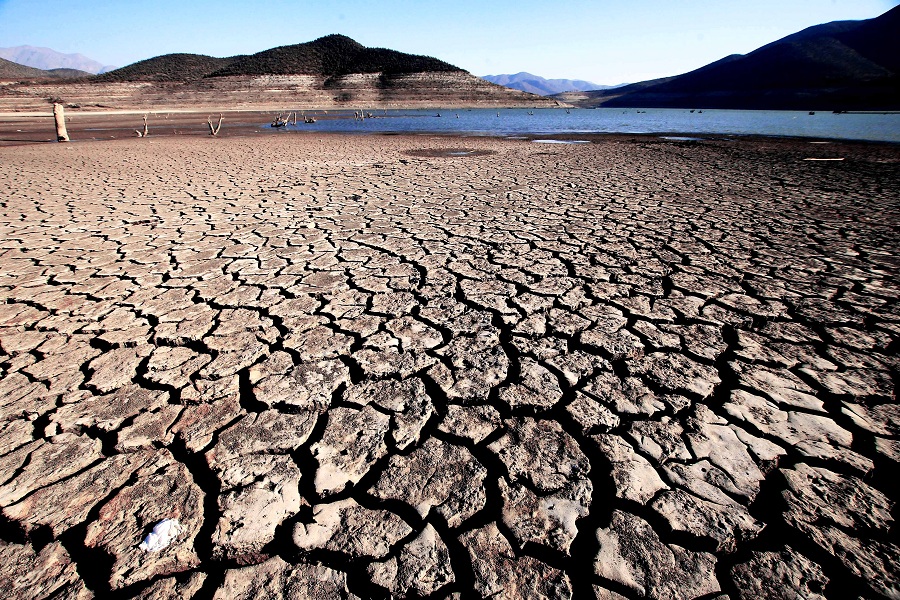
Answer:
0;45;115;74
555;5;900;110
481;72;616;96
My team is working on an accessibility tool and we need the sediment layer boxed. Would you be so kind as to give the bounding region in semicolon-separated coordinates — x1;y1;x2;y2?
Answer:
0;72;556;112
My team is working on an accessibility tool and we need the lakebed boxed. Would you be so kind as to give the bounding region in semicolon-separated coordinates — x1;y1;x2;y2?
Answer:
0;132;897;598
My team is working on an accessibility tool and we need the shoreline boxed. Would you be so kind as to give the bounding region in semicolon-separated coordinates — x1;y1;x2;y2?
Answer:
2;107;899;147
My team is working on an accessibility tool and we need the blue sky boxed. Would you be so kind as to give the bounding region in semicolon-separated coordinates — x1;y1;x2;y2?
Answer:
0;0;896;83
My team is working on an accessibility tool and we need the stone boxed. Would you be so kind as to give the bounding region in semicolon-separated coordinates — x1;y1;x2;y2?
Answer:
311;405;391;495
50;385;169;434
145;346;211;389
293;498;412;559
345;378;433;450
209;410;318;462
729;547;827;600
594;510;720;599
499;357;563;410
0;541;81;599
212;556;355;600
461;522;572;599
593;433;667;504
437;404;501;443
372;437;486;528
368;524;454;596
251;357;349;412
83;450;203;589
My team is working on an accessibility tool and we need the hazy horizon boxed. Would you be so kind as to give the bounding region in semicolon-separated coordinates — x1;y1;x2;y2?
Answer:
0;0;896;84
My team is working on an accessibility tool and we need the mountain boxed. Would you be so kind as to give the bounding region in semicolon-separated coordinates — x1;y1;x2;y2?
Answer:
558;6;900;110
98;35;462;82
209;35;462;77
96;54;240;82
0;57;91;80
482;72;612;96
0;35;552;111
0;45;115;74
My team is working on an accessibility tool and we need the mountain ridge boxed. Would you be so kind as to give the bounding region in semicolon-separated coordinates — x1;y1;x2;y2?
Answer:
481;72;613;96
555;6;899;110
0;45;115;74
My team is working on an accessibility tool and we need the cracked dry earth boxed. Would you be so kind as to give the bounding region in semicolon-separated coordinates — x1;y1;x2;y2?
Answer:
0;132;897;600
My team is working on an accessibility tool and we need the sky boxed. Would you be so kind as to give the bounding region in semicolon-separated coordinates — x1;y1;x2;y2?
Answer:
0;0;897;84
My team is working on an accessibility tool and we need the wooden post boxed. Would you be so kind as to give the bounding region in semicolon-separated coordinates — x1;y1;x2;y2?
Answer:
53;103;69;142
207;114;223;136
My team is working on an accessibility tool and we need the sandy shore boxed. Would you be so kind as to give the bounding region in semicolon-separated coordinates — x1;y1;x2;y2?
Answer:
0;133;898;598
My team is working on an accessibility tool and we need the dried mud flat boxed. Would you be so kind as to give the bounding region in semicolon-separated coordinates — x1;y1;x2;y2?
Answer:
0;132;898;599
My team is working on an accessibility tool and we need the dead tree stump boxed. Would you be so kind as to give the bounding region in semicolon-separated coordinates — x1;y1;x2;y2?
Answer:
207;114;224;136
53;103;69;142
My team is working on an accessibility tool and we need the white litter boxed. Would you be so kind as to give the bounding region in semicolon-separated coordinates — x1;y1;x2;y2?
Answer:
138;518;183;552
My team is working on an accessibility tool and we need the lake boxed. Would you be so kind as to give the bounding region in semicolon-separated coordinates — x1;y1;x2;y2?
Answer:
271;108;900;143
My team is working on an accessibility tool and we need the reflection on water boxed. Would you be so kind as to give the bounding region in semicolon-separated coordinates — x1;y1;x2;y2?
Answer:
269;108;900;142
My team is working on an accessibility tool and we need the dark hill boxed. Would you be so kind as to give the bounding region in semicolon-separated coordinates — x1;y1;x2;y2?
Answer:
208;35;463;77
96;54;240;82
0;58;92;80
567;6;900;110
0;57;54;79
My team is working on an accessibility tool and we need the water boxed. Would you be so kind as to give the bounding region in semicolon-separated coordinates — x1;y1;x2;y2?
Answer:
272;108;900;142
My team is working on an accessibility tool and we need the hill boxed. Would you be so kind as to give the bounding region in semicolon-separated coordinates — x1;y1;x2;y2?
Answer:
206;35;462;77
559;6;900;110
0;45;115;74
0;57;91;80
97;54;240;82
482;72;610;96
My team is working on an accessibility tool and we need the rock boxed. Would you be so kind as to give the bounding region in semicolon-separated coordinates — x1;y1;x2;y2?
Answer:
729;546;827;600
50;384;169;434
210;409;318;462
625;417;692;465
386;315;443;350
461;522;572;599
212;456;304;561
372;437;486;528
212;556;355;600
498;476;591;554
488;417;590;494
293;498;412;559
651;488;763;552
345;378;433;450
594;510;720;599
565;392;622;434
592;433;667;504
145;346;211;389
133;572;206;600
200;332;268;379
629;352;721;399
170;387;242;453
0;541;81;599
251;357;349;412
0;418;33;456
0;433;103;507
368;524;454;596
311;405;390;495
437;404;501;443
82;450;203;589
499;358;563;410
4;450;157;536
581;327;644;361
